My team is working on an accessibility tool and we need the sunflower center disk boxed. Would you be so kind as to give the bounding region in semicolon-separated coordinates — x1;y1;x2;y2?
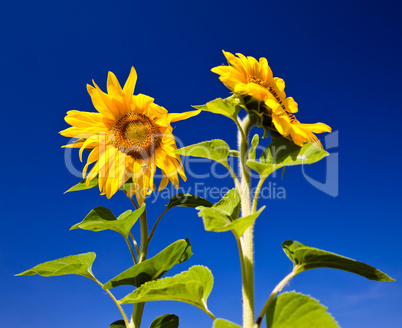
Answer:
109;113;161;159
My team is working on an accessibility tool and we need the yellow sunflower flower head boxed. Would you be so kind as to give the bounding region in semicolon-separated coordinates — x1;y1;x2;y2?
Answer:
212;50;331;148
60;67;200;205
211;50;298;113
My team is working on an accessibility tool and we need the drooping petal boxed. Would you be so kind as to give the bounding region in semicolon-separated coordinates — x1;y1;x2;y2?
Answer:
167;109;201;123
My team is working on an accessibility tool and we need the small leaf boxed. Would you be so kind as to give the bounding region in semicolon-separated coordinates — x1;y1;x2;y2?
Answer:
213;188;241;220
175;140;231;166
70;205;145;238
109;320;126;328
193;95;241;122
249;134;259;160
16;253;96;280
228;150;240;157
213;318;241;328
104;239;192;289
282;240;395;282
197;206;265;238
166;194;213;211
150;314;179;328
247;131;328;177
266;292;339;328
119;265;214;315
65;177;99;193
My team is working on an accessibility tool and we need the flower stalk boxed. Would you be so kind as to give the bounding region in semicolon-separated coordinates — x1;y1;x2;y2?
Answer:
238;115;255;328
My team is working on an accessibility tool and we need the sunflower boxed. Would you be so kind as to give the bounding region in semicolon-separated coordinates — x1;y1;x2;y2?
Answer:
60;67;200;204
212;51;331;147
211;50;298;113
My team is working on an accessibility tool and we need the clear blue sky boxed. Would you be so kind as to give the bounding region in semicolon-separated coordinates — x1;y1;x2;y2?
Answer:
1;0;401;327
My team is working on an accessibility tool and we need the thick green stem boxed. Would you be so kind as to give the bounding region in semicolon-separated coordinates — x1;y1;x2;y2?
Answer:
130;203;149;328
238;115;255;328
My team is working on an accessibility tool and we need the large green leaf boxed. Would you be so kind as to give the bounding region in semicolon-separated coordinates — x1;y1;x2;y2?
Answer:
65;177;99;193
109;320;126;328
175;140;233;166
104;239;192;289
166;193;213;211
119;266;214;315
197;206;265;238
247;132;328;177
16;253;96;280
282;240;395;281
213;318;241;328
70;205;145;238
193;95;242;122
266;292;339;328
149;314;179;328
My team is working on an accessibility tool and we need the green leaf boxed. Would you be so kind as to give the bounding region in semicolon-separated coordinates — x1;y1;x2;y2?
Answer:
16;252;96;280
109;320;126;328
65;177;99;193
193;95;242;122
175;138;238;168
249;134;259;160
149;314;179;328
119;265;214;315
104;239;193;289
197;206;265;239
166;193;213;211
70;205;145;239
213;188;241;220
266;291;339;328
213;318;242;328
196;188;264;238
282;240;395;282
175;139;232;166
247;132;328;177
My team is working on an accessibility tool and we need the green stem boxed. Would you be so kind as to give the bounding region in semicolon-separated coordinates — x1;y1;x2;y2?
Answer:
226;164;242;194
93;277;130;328
125;237;138;265
131;206;149;328
252;177;266;214
148;207;169;243
238;115;255;328
130;232;140;256
254;271;296;328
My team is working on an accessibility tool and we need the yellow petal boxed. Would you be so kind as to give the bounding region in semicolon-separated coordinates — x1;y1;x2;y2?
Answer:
123;67;137;96
168;109;201;123
107;71;123;99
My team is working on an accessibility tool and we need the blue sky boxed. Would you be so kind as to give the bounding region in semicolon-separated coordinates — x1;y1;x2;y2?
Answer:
1;0;401;327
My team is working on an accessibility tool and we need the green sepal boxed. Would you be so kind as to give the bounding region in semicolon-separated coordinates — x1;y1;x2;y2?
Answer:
197;189;264;238
166;193;213;211
249;134;260;160
104;239;192;289
149;314;179;328
16;252;96;280
109;320;126;328
175;139;233;167
213;318;241;328
239;96;273;138
247;131;328;177
70;204;145;239
266;291;339;328
283;240;395;281
193;95;242;122
119;265;214;317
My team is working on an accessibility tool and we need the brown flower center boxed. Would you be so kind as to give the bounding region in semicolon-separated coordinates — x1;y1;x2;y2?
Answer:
109;112;161;159
248;76;268;88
